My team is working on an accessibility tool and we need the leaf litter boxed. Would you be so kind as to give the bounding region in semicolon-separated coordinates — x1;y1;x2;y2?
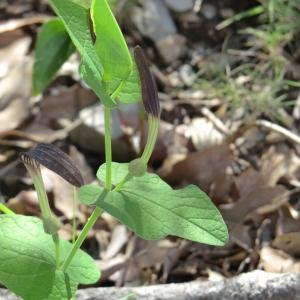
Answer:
1;0;300;290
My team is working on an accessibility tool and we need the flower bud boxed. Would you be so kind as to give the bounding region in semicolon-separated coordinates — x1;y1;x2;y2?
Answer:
21;143;84;187
128;158;147;177
134;46;160;118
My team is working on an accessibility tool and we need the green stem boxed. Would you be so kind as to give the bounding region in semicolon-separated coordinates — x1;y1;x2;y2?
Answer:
113;173;132;192
61;106;113;272
32;168;52;219
114;116;159;192
0;203;15;215
141;115;159;164
52;233;60;267
72;186;77;244
61;206;103;272
104;106;112;190
111;80;126;100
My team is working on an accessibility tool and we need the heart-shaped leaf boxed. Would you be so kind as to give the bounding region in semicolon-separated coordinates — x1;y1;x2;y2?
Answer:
49;0;115;107
48;0;141;105
79;163;228;246
91;0;132;93
117;61;141;104
0;215;100;300
90;0;141;103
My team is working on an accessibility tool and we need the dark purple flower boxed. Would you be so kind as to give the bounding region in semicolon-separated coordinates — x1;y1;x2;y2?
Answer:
20;143;84;187
134;46;160;118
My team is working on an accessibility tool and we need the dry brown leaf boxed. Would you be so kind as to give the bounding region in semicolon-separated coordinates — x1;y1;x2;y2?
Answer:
0;30;25;48
97;255;127;283
101;225;128;260
222;145;299;222
272;207;300;256
20;123;56;142
38;85;97;126
0;15;50;34
7;190;39;215
162;240;190;282
235;146;300;197
0;97;31;133
260;246;300;273
163;144;234;201
260;146;300;185
0;149;15;163
277;206;300;233
121;238;177;285
228;223;252;251
0;42;33;101
133;239;177;270
42;168;86;223
69;145;95;184
0;56;33;133
221;186;288;222
0;36;31;80
273;232;300;257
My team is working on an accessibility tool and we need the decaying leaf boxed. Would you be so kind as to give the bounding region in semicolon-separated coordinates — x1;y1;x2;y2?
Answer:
260;246;300;273
164;144;234;201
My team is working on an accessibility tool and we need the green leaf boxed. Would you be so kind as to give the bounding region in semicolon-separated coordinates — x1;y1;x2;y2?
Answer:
80;59;116;107
43;271;77;300
79;163;228;246
33;18;75;95
49;0;115;107
0;215;100;300
91;0;132;95
117;60;141;104
78;184;108;206
71;0;90;8
61;239;100;285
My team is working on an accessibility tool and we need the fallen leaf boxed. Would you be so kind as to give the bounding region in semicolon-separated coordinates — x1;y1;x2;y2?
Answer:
163;144;234;202
38;85;97;126
260;246;300;273
272;207;300;256
7;190;39;215
0;15;50;34
101;225;128;260
221;186;289;222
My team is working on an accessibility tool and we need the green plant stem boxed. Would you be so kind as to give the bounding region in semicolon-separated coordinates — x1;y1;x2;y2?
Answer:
114;116;159;192
52;233;60;267
104;106;112;190
72;186;77;244
61;106;113;272
141;115;159;164
111;80;126;100
0;203;15;215
113;173;132;192
61;206;103;272
33;168;52;219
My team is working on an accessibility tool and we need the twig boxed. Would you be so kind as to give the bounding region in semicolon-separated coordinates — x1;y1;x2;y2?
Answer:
256;119;300;145
201;107;229;135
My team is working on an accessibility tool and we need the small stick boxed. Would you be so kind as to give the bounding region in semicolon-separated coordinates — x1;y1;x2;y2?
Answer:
201;107;229;135
256;119;300;145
